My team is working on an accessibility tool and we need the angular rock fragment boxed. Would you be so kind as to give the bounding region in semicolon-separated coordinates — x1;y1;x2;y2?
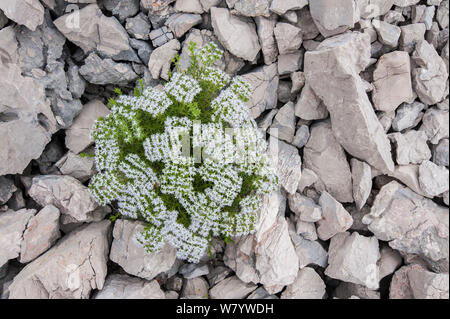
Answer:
148;39;180;80
0;177;16;205
359;0;395;18
295;84;329;120
254;15;278;65
317;192;354;241
378;246;402;280
149;26;174;47
181;277;209;299
399;23;426;53
297;168;318;193
268;102;296;143
372;51;414;112
209;276;257;299
373;20;401;47
103;0;140;22
351;158;373;210
0;0;44;31
281;267;326;299
419;160;449;197
274;22;302;55
389;130;431;165
95;274;165;299
225;0;270;17
9;221;111;299
325;232;380;289
175;0;204;14
109;220;177;280
289;230;328;269
277;52;302;76
392;101;425;132
126;12;151;40
270;0;308;15
292;125;310;149
55;151;96;183
288;193;322;223
420;108;449;145
166;13;202;38
303;121;353;203
433;138;449;167
389;164;431;198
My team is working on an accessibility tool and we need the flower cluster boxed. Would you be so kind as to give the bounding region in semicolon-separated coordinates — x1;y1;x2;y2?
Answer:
89;42;278;263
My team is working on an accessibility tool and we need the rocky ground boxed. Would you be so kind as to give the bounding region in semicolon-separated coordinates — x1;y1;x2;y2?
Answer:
0;0;449;299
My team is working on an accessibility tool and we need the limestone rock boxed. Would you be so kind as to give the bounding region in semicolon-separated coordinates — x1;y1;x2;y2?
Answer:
325;232;380;289
419;160;449;197
408;267;449;299
359;0;395;18
211;7;261;61
420;108;449;145
303;121;353;203
126;12;151;40
109;219;177;280
270;0;308;15
95;274;165;299
400;23;426;53
292;125;310;149
181;277;209;299
175;0;204;14
55;151;96;183
373;20;401;47
288;193;322;223
289;230;328;269
372;51;414;112
378;246;402;280
268;102;296;143
317;192;354;241
392;101;425;132
295;84;329;120
254;15;278;65
351;158;373;210
333;282;380;299
274;22;302;55
9;221;111;299
225;0;270;17
281;267;326;299
149;26;174;47
149;39;180;80
0;0;44;31
19;205;60;263
0;177;16;205
209;276;257;299
433;138;449;167
166;13;202;38
389;130;431;165
297;168;318;193
65;100;110;154
179;263;209;279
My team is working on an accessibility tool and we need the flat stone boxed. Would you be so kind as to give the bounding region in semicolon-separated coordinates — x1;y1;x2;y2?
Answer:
270;0;308;15
392;101;425;132
225;0;270;17
109;219;177;280
149;26;174;47
295;84;329;120
296;7;320;40
433;138;449;167
389;164;431;198
305;32;395;173
148;39;180;80
360;0;395;18
0;0;44;31
317;192;354;241
19;205;60;263
399;23;426;53
325;232;380;289
303;121;353;203
211;7;261;61
125;12;151;40
166;13;201;38
408;267;449;299
209;275;257;299
254;15;278;65
103;0;140;22
277;52;302;76
289;230;328;269
420;107;449;145
281;267;326;299
268;102;296;143
95;274;165;299
372;51;414;112
419;160;449;197
179;263;209;279
389;130;432;165
351;158;373;210
175;0;204;14
274;22;302;55
55;151;96;183
363;181;449;272
373;20;401;47
9;221;111;299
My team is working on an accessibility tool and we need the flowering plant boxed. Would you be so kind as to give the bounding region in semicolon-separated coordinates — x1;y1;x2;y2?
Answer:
89;42;278;263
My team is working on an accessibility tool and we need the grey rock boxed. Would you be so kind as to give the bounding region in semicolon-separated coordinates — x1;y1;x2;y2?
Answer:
242;64;279;119
392;102;425;132
95;274;165;299
65;99;110;154
294;219;318;241
289;229;328;269
166;13;202;38
55;151;96;183
200;0;222;12
325;232;380;289
412;5;435;30
257;109;277;132
373;20;401;47
149;39;180;80
310;0;360;37
274;22;302;55
179;263;209;279
9;221;111;299
225;0;270;17
79;53;138;85
304;121;353;203
359;0;395;18
0;9;7;29
130;38;153;65
297;168;318;193
351;158;373;210
393;0;420;6
362;181;449;272
389;264;422;299
126;13;151;40
254;15;278;65
28;175;109;225
333;282;380;299
291;71;305;94
109;219;177;280
388;164;431;198
268;102;296;143
181;277;209;299
247;287;277;299
0;177;16;205
0;0;44;31
420;107;449;144
206;266;232;287
412;40;449;105
67;65;86;100
305;32;395;173
288;193;322;223
175;0;204;14
277;80;296;103
103;0;140;22
389;130;432;165
296;7;320;40
419;160;449;197
399;23;426;53
141;0;176;13
281;267;325;299
19;205;60;263
295;84;329;120
149;26;174;47
270;0;308;15
408;267;449;299
292;125;310;149
317;192;354;241
433;138;449;167
372;51;414;112
209;276;257;299
211;7;261;62
436;0;449;29
277;52;302;76
378;246;402;280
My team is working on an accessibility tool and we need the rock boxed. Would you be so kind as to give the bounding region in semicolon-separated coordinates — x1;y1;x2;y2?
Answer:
305;32;395;173
206;266;232;287
277;52;302;76
0;177;16;205
148;39;180;80
0;0;44;31
79;53;138;85
399;23;426;53
296;7;320;40
254;15;278;65
209;276;257;299
412;5;435;30
389;130;432;165
317;192;354;241
373;20;401;47
67;65;86;99
141;0;176;13
363;181;449;272
179;263;209;279
200;0;222;12
243;64;279;119
297;168;318;193
8;221;111;299
28;175;109;225
130;39;153;65
274;22;302;55
149;26;174;47
295;84;329;120
412;40;449;105
389;164;431;198
225;0;270;17
292;125;310;149
181;277;209;299
268;102;296;143
65;100;110;154
420;108;449;145
433;139;449;167
166;13;202;38
247;287;277;299
224;235;260;284
109;219;177;280
326;232;380;289
19;205;60;263
389;264;421;299
103;0;140;22
408;267;449;299
419;160;449;197
270;0;308;15
393;0;420;6
372;51;414;112
95;274;165;299
0;209;35;269
54;4;138;62
268;138;302;195
359;0;395;18
436;0;449;29
295;220;318;241
309;0;360;37
333;282;380;299
175;0;204;14
126;13;151;40
392;102;425;132
55;151;96;183
281;267;325;299
291;71;305;94
289;230;328;269
351;158;373;210
303;121;353;203
288;193;322;223
378;246;402;279
211;7;261;61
